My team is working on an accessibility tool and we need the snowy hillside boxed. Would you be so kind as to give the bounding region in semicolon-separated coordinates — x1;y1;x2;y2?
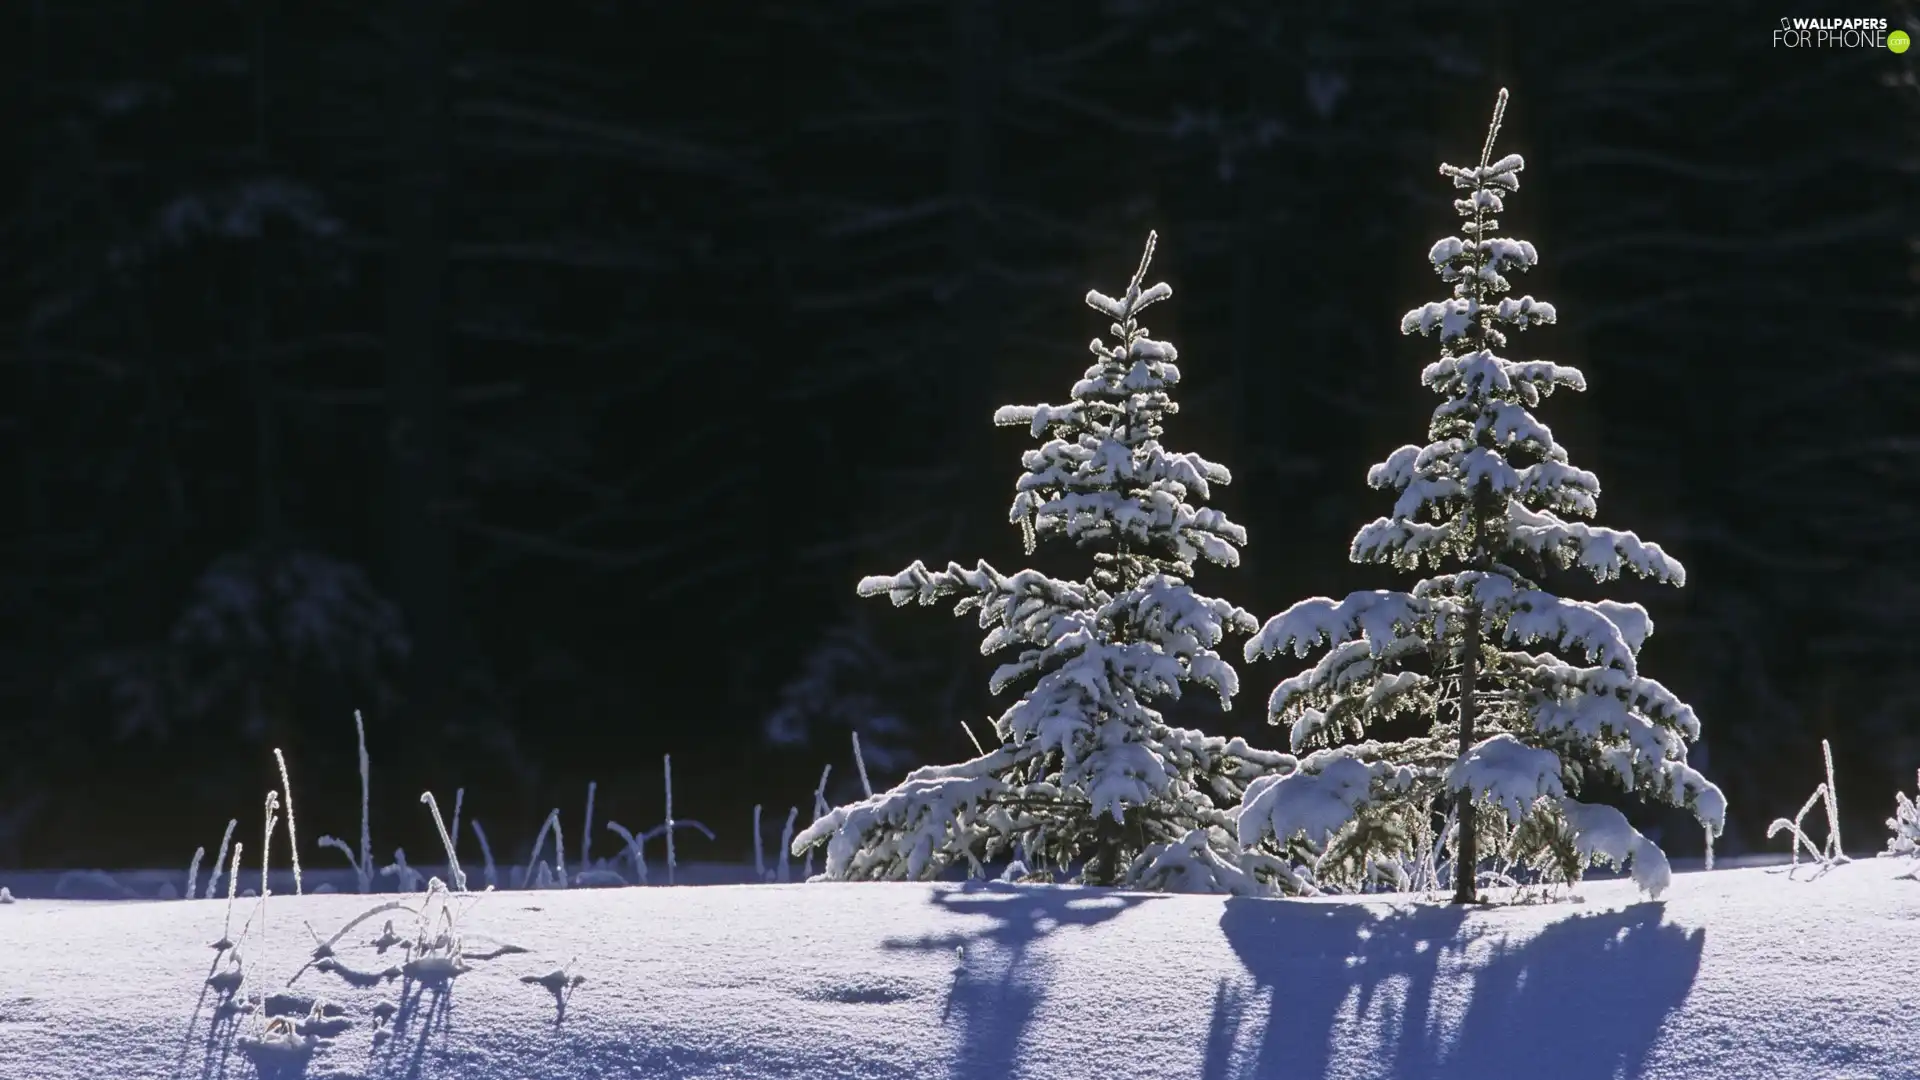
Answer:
2;860;1913;1080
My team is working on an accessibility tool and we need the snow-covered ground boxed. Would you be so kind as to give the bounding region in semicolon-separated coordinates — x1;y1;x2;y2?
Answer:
1;859;1911;1080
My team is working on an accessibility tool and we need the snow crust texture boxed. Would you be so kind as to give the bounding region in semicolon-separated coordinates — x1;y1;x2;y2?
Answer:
1;863;1915;1079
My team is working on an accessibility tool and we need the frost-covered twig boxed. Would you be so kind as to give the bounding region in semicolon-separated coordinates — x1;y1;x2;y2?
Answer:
471;819;498;889
260;791;280;932
316;835;361;889
1769;786;1827;865
852;733;873;797
313;899;416;957
1822;739;1843;858
420;791;466;893
206;818;238;901
1882;768;1920;879
599;811;713;888
355;712;373;894
521;808;565;890
215;842;245;950
380;848;422;893
664;756;675;886
638;817;713;877
187;846;205;902
449;788;464;859
806;764;832;879
752;804;765;881
813;764;833;817
400;877;470;981
1406;806;1457;897
283;898;418;987
317;712;376;893
778;807;798;883
1767;740;1852;878
999;841;1031;883
604;820;646;884
274;749;303;897
580;781;596;869
960;719;986;756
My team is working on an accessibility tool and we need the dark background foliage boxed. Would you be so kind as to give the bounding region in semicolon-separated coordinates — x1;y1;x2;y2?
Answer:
2;0;1914;871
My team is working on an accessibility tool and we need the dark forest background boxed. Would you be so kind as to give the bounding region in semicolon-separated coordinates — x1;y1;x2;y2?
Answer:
2;0;1915;872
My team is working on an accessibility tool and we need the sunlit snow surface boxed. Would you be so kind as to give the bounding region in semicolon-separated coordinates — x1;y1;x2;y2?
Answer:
0;861;1911;1079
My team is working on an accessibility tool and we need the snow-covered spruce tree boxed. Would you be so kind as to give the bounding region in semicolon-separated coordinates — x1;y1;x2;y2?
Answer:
791;233;1300;894
1236;90;1725;902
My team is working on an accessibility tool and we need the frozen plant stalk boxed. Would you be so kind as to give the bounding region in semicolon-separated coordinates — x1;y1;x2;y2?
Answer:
274;749;303;896
1822;739;1842;858
1884;769;1920;878
206;818;238;901
216;842;245;949
471;819;498;890
753;804;765;881
805;764;831;879
580;781;597;869
260;791;280;933
382;848;422;893
778;808;797;883
852;732;873;797
316;711;375;893
356;711;373;894
603;820;646;884
420;791;467;892
960;719;986;756
1767;739;1850;874
664;755;675;886
520;809;565;890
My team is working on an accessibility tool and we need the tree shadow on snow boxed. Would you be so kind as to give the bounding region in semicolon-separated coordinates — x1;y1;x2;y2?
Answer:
883;881;1160;1080
1206;899;1703;1080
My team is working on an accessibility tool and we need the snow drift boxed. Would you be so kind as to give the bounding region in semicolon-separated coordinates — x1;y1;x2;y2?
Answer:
1;860;1913;1079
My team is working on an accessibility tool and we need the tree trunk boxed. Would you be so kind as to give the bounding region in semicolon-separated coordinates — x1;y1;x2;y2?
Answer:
1090;809;1122;887
1452;601;1481;904
384;0;460;735
1453;126;1504;905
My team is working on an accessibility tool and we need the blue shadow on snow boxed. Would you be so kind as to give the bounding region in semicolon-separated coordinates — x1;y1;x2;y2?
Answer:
1205;898;1704;1080
883;880;1160;1080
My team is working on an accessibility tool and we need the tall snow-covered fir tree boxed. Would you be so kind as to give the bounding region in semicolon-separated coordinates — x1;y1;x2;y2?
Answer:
792;233;1300;894
1236;90;1725;901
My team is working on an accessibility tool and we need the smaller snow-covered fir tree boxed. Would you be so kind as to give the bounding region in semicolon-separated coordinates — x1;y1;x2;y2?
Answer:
792;233;1299;894
1237;90;1724;901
